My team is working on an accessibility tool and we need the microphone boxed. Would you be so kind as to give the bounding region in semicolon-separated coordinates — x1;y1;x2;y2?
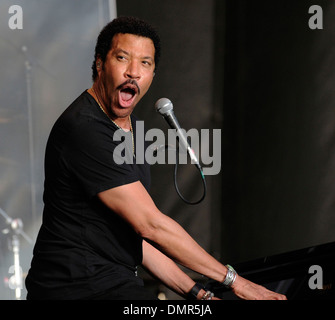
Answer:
154;98;201;169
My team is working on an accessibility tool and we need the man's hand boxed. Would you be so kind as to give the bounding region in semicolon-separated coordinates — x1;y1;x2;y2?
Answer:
231;275;287;300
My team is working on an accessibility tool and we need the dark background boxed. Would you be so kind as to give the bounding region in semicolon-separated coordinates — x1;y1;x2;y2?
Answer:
1;0;334;299
221;0;335;262
118;0;335;261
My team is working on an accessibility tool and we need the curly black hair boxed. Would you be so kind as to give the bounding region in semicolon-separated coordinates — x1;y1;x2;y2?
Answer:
91;16;161;81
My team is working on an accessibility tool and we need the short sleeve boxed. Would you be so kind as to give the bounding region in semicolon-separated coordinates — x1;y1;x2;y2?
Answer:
63;119;139;198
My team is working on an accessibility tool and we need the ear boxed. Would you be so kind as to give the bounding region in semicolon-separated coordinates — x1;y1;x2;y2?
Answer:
96;59;102;69
95;58;103;79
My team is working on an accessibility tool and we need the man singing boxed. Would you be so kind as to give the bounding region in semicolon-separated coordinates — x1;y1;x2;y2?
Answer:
25;16;286;300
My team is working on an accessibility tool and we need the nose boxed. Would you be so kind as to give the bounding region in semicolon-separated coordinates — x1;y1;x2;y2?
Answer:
125;60;141;80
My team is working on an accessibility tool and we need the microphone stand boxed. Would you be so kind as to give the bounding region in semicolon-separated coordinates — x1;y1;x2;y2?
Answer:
22;46;37;224
0;207;32;300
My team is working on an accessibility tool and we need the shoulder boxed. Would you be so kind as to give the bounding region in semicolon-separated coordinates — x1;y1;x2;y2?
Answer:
47;91;118;153
60;91;102;124
54;91;114;134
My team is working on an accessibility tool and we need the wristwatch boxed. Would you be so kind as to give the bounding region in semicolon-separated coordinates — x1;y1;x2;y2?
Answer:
187;282;205;300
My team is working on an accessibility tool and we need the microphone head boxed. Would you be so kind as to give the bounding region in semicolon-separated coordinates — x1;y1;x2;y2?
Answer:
155;98;173;115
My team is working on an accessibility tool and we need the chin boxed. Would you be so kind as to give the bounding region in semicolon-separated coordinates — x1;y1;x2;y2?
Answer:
115;107;135;118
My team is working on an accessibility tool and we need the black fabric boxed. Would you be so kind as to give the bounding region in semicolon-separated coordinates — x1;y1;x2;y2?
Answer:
187;282;205;300
83;281;158;300
26;91;151;300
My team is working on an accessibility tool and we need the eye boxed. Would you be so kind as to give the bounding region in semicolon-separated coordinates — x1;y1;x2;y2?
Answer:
117;55;127;61
142;60;152;67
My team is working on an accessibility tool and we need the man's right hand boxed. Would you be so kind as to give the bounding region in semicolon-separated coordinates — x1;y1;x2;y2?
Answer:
231;275;287;300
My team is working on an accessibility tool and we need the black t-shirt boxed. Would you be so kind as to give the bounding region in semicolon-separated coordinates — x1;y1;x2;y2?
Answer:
25;91;151;299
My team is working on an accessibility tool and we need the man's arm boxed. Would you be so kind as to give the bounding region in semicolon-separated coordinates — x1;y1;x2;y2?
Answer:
98;181;225;281
98;181;286;300
142;240;209;299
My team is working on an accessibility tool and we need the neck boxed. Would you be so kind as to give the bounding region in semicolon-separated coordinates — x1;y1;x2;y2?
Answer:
116;118;131;132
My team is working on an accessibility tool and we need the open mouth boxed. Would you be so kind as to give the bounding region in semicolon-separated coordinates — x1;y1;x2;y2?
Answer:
120;87;136;102
118;81;140;108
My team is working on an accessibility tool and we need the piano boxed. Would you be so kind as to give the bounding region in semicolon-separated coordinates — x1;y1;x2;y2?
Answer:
206;241;335;300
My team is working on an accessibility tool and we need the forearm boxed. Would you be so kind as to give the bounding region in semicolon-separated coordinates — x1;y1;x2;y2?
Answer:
142;213;228;284
142;240;196;298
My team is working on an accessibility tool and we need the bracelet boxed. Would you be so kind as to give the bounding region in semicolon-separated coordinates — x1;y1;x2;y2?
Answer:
201;290;214;300
187;282;205;300
222;264;237;288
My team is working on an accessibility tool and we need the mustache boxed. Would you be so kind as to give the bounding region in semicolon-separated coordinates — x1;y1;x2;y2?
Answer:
116;79;141;95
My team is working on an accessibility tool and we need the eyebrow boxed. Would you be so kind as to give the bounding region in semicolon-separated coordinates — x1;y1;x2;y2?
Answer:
115;49;129;56
142;56;154;62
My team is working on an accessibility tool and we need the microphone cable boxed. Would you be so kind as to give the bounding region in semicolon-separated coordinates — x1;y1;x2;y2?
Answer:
153;143;207;205
173;142;207;205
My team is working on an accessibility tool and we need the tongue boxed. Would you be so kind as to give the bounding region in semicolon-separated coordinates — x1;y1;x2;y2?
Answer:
120;90;134;101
